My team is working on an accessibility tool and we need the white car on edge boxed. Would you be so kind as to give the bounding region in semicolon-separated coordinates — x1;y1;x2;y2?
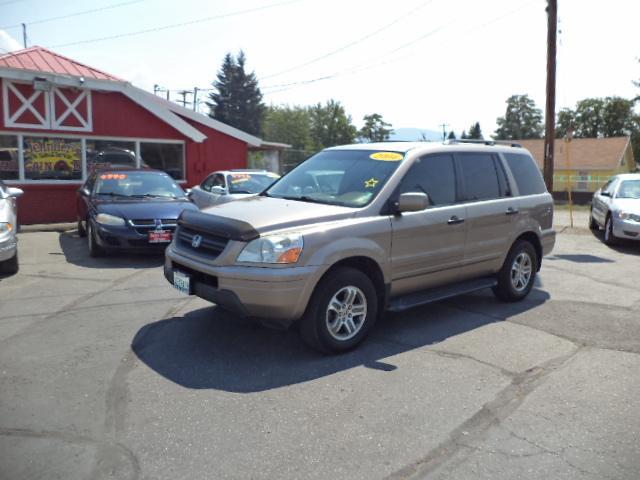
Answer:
188;169;280;209
590;173;640;245
0;180;24;274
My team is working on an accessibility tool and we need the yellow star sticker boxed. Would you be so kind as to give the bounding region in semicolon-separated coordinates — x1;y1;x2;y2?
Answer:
364;177;379;188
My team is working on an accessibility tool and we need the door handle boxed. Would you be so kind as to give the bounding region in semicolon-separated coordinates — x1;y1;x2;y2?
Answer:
506;207;519;215
448;215;465;225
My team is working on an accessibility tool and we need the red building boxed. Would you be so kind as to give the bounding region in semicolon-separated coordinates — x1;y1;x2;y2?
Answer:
0;46;264;224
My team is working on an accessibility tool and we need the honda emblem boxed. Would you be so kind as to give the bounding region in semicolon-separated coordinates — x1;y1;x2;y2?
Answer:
191;234;203;248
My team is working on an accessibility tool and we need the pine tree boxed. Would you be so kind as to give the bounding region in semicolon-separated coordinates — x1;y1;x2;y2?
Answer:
208;51;265;136
359;113;393;142
468;122;483;139
447;131;456;140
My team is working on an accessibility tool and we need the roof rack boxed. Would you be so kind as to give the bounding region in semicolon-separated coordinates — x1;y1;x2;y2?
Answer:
444;139;523;148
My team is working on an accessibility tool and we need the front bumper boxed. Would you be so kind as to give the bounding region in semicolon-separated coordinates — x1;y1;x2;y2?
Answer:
613;218;640;240
164;245;324;328
0;235;17;262
94;223;175;251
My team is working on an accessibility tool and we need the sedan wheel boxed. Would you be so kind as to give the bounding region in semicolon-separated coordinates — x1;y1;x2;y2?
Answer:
604;216;617;246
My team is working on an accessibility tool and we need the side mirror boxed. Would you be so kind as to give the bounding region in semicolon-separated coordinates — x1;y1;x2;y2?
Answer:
396;192;430;213
79;187;90;197
184;188;192;195
7;187;24;198
211;186;227;195
601;191;611;197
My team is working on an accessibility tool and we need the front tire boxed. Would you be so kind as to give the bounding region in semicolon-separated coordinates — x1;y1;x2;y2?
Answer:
87;221;105;257
493;240;537;302
300;267;378;354
589;208;599;230
0;252;18;275
77;217;86;237
604;215;617;246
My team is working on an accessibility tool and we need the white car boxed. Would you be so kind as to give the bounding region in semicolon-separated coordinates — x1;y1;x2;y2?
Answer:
188;170;280;209
0;180;24;274
590;173;640;245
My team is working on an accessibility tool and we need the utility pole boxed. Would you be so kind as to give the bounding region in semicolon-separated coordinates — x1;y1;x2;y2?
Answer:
439;123;449;142
543;0;557;193
21;23;27;48
193;87;198;111
176;90;192;108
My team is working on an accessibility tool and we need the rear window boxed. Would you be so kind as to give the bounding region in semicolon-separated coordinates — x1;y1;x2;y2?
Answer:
504;153;547;196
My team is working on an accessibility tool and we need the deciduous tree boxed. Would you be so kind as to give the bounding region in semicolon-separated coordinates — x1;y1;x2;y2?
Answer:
359;113;393;142
494;94;544;140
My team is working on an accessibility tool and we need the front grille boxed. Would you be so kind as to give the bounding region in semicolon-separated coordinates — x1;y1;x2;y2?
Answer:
129;219;178;235
177;226;229;258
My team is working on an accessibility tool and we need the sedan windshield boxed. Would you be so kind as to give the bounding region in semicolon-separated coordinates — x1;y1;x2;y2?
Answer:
94;172;186;198
226;172;279;194
265;150;405;207
616;180;640;199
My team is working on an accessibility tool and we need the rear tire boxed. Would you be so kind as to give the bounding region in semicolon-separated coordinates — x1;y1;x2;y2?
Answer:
300;267;378;354
604;214;617;246
87;221;105;257
0;252;18;275
493;240;537;302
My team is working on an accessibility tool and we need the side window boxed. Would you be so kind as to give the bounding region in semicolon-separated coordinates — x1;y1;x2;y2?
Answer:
213;174;226;188
399;154;456;206
503;153;547;196
458;153;501;201
201;175;215;192
601;179;615;195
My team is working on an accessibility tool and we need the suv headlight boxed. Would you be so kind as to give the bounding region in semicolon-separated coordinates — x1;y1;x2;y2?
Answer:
0;222;13;234
95;213;126;226
237;233;303;264
616;211;632;220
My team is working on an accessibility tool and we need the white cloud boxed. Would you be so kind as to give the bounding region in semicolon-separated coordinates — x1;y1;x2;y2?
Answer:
0;30;22;54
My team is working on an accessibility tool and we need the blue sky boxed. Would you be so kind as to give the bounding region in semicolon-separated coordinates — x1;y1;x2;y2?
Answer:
1;0;639;137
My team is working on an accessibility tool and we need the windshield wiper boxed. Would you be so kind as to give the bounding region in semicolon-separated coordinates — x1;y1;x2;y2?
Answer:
97;192;130;198
130;194;178;199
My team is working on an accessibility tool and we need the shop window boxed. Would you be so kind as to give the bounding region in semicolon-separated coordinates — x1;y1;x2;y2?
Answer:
86;139;136;173
0;135;19;180
140;142;184;180
23;136;82;180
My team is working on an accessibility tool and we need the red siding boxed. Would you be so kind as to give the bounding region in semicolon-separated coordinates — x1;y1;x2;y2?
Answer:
182;116;248;186
15;184;79;224
1;79;251;223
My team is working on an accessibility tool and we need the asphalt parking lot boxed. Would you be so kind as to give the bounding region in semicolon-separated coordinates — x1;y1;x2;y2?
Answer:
1;226;639;480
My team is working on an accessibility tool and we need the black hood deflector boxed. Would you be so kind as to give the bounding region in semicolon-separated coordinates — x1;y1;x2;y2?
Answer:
178;209;260;242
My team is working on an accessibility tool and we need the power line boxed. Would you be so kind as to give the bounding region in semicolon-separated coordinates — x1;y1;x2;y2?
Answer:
0;0;28;6
50;0;306;48
262;0;536;95
1;0;145;31
259;0;436;80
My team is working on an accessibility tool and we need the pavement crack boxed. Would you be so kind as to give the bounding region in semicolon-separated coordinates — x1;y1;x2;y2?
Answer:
383;346;582;480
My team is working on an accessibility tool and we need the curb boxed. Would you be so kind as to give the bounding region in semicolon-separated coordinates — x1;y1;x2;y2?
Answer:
20;223;76;233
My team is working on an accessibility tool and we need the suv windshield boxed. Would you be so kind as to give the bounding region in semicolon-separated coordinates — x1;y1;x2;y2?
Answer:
266;150;404;207
94;172;186;198
616;180;640;199
226;172;279;194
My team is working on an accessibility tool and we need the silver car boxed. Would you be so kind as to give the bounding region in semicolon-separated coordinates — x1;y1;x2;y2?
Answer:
0;180;24;274
188;169;280;209
590;173;640;245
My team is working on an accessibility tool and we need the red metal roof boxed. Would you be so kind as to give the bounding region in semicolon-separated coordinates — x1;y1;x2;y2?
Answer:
0;46;121;81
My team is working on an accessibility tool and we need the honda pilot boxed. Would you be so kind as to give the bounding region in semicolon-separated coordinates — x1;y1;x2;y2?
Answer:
164;141;555;353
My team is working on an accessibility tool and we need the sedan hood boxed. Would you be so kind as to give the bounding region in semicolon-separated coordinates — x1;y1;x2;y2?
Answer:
612;198;640;214
97;199;198;220
200;195;357;233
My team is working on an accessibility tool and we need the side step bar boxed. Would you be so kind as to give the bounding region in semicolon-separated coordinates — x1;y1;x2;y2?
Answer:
388;277;498;312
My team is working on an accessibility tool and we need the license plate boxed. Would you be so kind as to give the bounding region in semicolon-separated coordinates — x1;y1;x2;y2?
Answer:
149;229;172;243
173;270;191;295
